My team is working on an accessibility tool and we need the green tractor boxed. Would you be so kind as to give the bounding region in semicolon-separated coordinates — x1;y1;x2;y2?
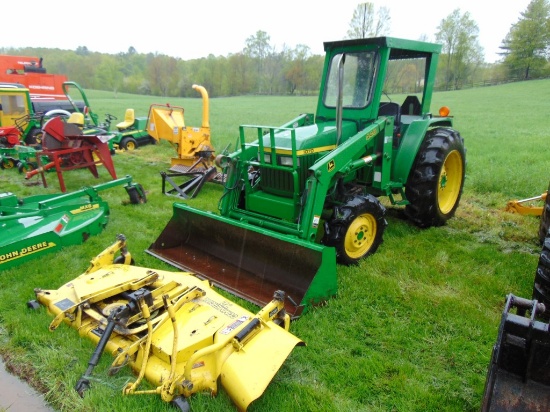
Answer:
110;108;154;151
148;37;466;317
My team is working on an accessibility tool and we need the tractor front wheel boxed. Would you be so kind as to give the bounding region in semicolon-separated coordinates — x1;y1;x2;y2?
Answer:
323;194;387;265
405;127;465;228
120;137;138;151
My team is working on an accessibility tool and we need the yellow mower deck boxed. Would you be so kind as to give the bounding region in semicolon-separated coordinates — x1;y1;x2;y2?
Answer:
31;237;303;411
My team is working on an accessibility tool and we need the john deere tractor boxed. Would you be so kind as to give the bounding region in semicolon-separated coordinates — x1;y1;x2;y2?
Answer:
148;37;466;317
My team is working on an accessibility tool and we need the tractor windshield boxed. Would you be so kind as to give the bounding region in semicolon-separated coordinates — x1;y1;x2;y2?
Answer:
323;51;377;109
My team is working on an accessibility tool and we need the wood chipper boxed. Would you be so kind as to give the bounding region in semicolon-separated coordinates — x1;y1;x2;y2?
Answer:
481;294;550;411
29;235;304;412
146;84;221;198
0;176;145;270
147;37;466;317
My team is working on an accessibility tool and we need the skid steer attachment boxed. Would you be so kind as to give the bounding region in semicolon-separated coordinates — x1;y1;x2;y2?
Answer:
147;203;337;318
0;176;146;270
30;235;303;411
481;294;550;411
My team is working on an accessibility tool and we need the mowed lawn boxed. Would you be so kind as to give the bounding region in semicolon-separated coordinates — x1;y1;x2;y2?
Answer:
0;79;548;412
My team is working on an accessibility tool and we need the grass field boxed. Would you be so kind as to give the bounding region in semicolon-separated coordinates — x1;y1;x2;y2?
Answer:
0;79;548;412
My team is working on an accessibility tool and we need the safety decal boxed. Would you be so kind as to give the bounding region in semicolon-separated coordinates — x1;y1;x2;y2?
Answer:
220;315;249;335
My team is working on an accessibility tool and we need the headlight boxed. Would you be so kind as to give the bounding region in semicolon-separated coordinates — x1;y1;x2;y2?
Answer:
279;156;299;167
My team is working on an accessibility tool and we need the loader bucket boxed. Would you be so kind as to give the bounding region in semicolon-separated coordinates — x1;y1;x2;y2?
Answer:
147;203;337;317
481;294;550;411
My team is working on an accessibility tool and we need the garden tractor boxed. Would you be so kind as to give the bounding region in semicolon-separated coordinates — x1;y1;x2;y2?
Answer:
147;37;466;317
146;84;221;198
110;108;153;151
29;235;303;411
0;176;146;270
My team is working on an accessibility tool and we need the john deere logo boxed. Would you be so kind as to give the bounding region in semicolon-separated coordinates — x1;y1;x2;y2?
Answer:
328;160;335;172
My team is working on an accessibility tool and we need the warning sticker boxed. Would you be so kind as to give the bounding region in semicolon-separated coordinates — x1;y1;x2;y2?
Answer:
220;315;249;335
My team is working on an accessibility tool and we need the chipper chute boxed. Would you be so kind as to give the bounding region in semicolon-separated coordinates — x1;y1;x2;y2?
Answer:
481;294;550;411
147;203;337;318
0;176;146;270
30;235;304;411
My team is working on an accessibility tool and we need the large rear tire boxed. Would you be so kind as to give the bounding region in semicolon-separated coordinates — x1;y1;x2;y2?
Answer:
323;194;387;265
120;137;138;151
533;232;550;320
538;181;550;244
405;127;465;228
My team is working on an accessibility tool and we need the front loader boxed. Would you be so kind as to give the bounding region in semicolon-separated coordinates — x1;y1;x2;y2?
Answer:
148;37;466;317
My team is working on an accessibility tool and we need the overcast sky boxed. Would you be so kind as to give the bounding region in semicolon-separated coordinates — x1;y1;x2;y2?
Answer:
4;0;531;63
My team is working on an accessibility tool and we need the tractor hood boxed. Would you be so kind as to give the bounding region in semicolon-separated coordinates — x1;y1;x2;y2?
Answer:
261;120;358;151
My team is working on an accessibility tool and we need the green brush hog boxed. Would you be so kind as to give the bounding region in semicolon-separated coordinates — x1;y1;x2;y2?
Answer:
0;176;145;270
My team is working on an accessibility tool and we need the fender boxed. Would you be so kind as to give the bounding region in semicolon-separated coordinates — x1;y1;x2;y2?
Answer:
392;117;453;183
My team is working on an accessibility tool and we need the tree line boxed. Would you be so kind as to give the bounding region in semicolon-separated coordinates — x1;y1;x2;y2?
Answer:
2;0;549;98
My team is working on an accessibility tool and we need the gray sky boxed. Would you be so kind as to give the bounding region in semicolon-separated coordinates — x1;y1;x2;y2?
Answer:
4;0;531;63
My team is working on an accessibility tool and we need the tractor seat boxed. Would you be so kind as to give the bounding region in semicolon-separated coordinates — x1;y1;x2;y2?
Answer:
67;112;84;128
401;95;422;115
116;109;135;130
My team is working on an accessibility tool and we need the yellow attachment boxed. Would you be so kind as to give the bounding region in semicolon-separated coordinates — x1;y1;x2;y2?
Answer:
438;149;464;214
34;245;303;411
116;108;135;130
146;85;215;168
506;192;547;216
84;234;131;274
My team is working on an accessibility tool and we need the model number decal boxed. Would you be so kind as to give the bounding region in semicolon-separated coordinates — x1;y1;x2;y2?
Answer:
365;128;378;140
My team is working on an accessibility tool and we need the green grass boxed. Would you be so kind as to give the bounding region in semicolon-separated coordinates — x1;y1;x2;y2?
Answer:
0;79;548;411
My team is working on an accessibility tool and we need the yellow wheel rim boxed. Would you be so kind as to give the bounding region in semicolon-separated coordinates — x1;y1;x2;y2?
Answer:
438;150;463;214
126;141;136;150
4;159;15;169
344;213;377;259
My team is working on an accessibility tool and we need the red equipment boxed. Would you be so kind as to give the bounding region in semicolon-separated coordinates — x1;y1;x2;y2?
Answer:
26;117;117;192
0;55;68;100
0;125;21;146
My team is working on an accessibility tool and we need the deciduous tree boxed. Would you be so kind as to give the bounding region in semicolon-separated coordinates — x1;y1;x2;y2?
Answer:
435;9;484;90
346;2;391;39
500;0;550;79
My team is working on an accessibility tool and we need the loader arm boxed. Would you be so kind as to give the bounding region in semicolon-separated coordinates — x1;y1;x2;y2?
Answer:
301;119;387;241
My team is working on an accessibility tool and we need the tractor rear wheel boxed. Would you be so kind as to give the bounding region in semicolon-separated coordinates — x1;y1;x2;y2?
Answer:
405;127;465;228
533;232;550;320
18;162;36;174
120;137;138;151
1;157;16;169
538;181;550;244
25;128;43;147
323;194;387;265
